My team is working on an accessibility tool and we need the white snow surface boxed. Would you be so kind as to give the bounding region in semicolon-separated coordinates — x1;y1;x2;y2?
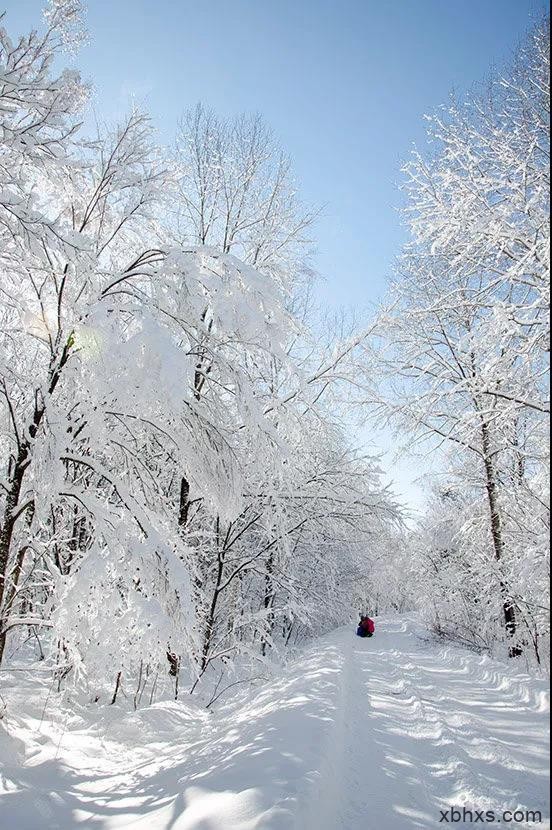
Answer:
0;616;549;829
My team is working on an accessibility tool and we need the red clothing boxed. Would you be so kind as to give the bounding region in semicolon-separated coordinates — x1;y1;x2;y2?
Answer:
360;617;376;634
361;617;375;635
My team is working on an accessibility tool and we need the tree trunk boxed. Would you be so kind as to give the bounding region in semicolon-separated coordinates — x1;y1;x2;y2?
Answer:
0;449;31;663
200;557;224;673
260;552;274;657
0;340;72;665
0;543;30;664
480;418;522;657
178;477;191;527
110;671;122;704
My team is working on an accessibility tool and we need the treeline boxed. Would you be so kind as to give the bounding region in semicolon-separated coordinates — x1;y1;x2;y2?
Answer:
374;19;550;668
0;1;398;703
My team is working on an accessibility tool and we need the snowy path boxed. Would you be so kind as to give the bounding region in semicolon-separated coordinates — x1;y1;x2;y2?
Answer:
0;617;549;829
306;619;549;829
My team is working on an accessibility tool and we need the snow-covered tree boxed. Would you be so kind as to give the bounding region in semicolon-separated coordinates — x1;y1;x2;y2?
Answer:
172;104;317;294
0;4;400;703
374;18;550;662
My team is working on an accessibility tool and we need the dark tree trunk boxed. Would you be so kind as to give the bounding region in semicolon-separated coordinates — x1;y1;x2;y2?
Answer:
480;418;522;658
200;548;225;672
0;454;27;610
0;340;72;665
110;671;122;704
260;552;274;657
0;444;34;665
179;477;191;527
0;543;31;664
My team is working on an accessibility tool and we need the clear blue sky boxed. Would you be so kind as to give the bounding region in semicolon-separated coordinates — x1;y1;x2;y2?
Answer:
5;0;546;511
6;0;545;309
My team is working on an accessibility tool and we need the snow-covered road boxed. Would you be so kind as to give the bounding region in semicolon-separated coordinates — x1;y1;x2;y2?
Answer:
305;619;549;829
0;617;549;829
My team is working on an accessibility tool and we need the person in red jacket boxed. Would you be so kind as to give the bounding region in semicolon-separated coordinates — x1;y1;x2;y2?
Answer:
356;614;375;638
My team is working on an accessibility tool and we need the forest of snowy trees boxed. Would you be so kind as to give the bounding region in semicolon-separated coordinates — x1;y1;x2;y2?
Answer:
0;0;549;711
381;20;550;667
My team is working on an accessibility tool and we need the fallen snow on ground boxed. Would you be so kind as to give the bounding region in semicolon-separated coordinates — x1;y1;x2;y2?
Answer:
0;617;549;829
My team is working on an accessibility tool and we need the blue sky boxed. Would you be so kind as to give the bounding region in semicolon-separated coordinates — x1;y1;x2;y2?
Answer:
7;0;545;308
5;0;546;511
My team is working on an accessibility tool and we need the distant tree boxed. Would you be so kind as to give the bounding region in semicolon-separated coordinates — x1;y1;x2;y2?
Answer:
173;104;317;293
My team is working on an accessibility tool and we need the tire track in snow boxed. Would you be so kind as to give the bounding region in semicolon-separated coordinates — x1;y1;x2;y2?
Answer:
300;617;549;830
297;629;355;830
305;623;427;830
